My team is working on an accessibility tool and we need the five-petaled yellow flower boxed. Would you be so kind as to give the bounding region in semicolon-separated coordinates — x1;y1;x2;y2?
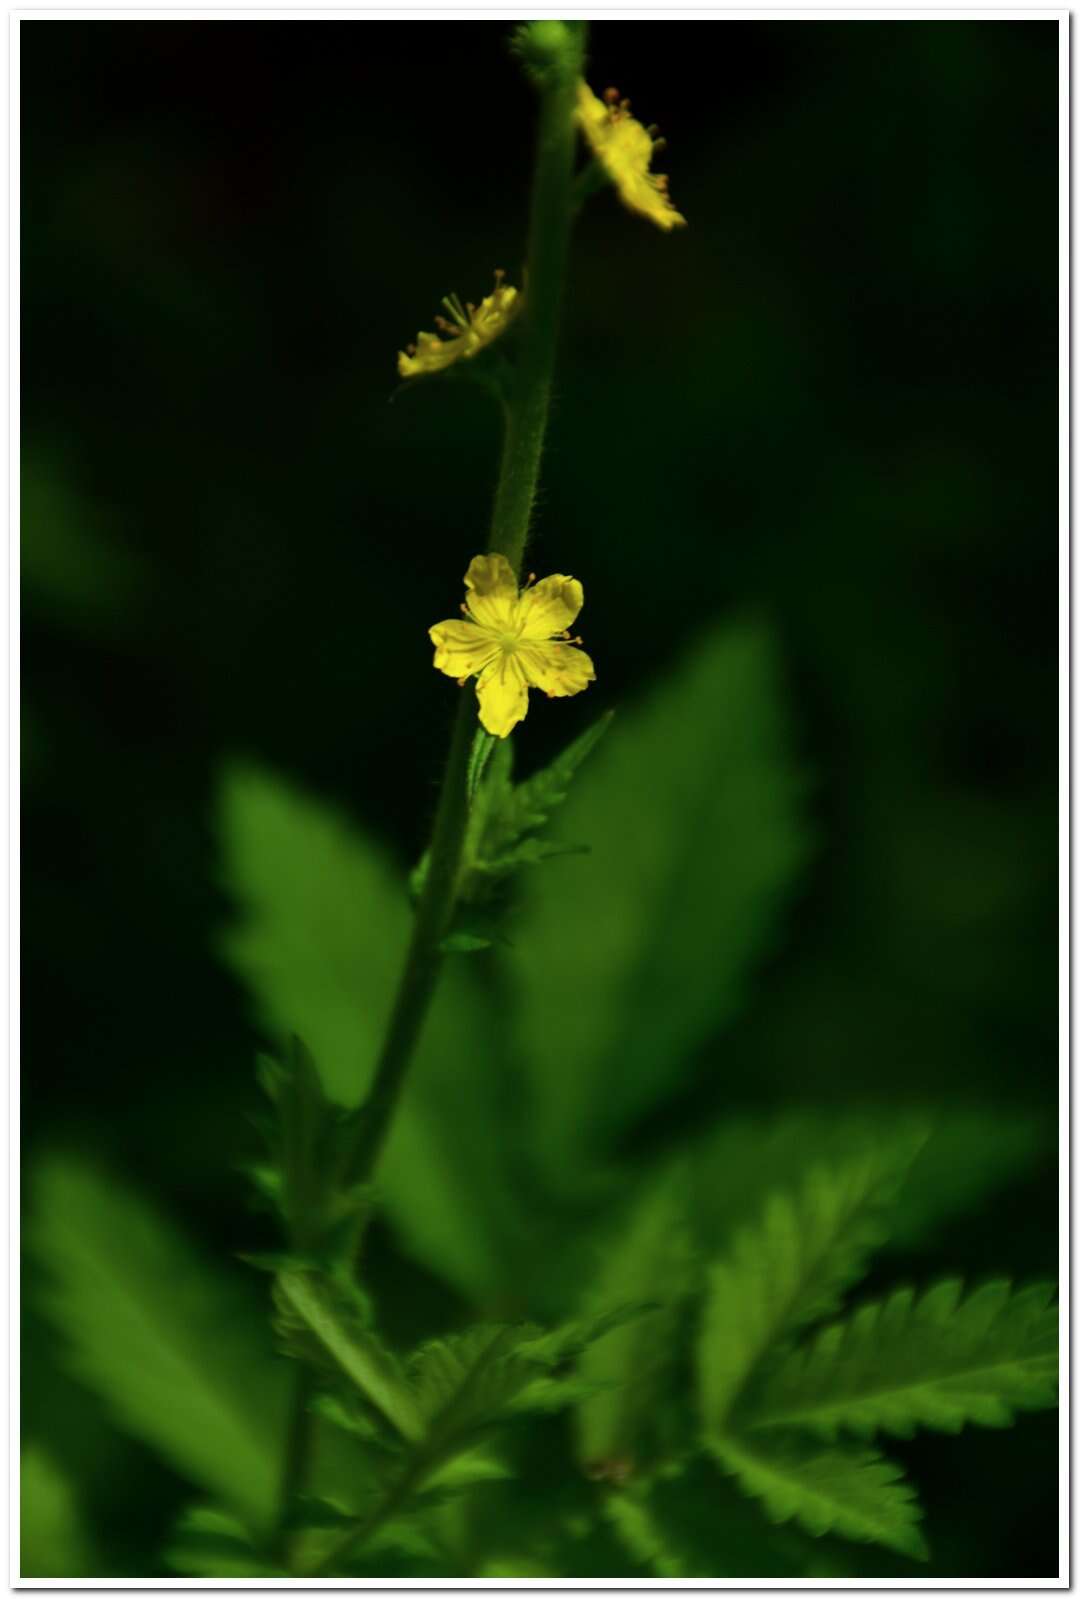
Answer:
429;554;595;738
398;271;521;379
575;82;686;232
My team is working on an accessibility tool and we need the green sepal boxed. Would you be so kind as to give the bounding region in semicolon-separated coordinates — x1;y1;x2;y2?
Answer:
452;711;613;906
510;20;586;86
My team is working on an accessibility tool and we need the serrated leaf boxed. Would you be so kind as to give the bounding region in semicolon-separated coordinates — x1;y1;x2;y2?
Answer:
20;1446;94;1578
410;1324;539;1444
709;1434;928;1561
510;625;812;1183
685;1112;929;1259
217;762;532;1305
254;1036;370;1253
742;1279;1058;1440
698;1140;920;1432
575;1163;698;1472
601;1455;810;1579
29;1159;288;1527
481;711;614;858
275;1269;422;1441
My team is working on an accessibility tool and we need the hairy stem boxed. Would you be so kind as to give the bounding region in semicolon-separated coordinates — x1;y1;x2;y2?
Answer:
279;29;585;1563
344;28;584;1186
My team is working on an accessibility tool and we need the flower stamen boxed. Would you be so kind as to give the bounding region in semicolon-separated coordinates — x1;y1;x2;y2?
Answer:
397;272;522;379
428;553;596;738
575;80;686;232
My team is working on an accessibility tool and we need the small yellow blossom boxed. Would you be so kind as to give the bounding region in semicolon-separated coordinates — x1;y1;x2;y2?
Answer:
575;82;686;232
397;272;521;379
429;554;596;738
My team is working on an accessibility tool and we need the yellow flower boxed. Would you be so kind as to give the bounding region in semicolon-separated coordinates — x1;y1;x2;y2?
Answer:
429;554;596;738
575;81;686;232
397;272;521;379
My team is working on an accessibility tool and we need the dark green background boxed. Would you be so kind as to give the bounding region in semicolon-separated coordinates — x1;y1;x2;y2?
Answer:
22;19;1058;1577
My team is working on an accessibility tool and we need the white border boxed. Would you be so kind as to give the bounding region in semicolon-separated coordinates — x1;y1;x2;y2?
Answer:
6;4;1069;1591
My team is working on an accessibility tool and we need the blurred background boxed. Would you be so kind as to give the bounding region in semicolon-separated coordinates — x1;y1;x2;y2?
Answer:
22;18;1058;1579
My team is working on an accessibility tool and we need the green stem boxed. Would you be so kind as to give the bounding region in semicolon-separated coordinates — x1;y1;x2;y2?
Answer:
308;1453;431;1578
343;695;474;1183
274;1365;314;1563
489;46;582;572
343;27;584;1188
282;30;585;1568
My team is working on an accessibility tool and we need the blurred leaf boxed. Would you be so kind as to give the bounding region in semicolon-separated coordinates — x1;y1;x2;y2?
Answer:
217;765;407;1108
743;1279;1058;1440
439;931;494;953
217;762;530;1305
710;1435;928;1562
22;448;152;638
20;1445;94;1578
29;1159;288;1527
699;1138;920;1432
574;1163;697;1472
601;1456;809;1579
683;1107;1041;1261
254;1037;371;1255
887;1109;1050;1250
409;1324;543;1446
510;624;811;1181
275;1269;421;1440
163;1503;283;1578
469;711;613;881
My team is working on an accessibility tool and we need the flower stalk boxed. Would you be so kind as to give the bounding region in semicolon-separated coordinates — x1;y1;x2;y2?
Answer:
343;21;586;1190
274;34;588;1557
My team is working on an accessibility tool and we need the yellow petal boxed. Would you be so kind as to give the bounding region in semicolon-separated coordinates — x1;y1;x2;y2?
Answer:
518;640;596;698
476;653;530;738
464;553;519;632
517;574;584;640
575;81;686;232
397;276;520;379
429;618;500;681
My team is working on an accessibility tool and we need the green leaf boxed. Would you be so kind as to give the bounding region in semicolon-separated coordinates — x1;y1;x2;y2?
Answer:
217;761;531;1305
275;1269;422;1441
685;1113;927;1259
29;1159;288;1527
574;1163;697;1472
887;1109;1050;1251
601;1456;810;1579
742;1279;1058;1440
439;931;493;953
409;1324;542;1448
510;625;812;1181
479;712;614;863
217;764;412;1108
163;1504;283;1578
254;1037;372;1254
709;1434;928;1561
698;1140;919;1432
20;1446;94;1578
446;713;612;901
